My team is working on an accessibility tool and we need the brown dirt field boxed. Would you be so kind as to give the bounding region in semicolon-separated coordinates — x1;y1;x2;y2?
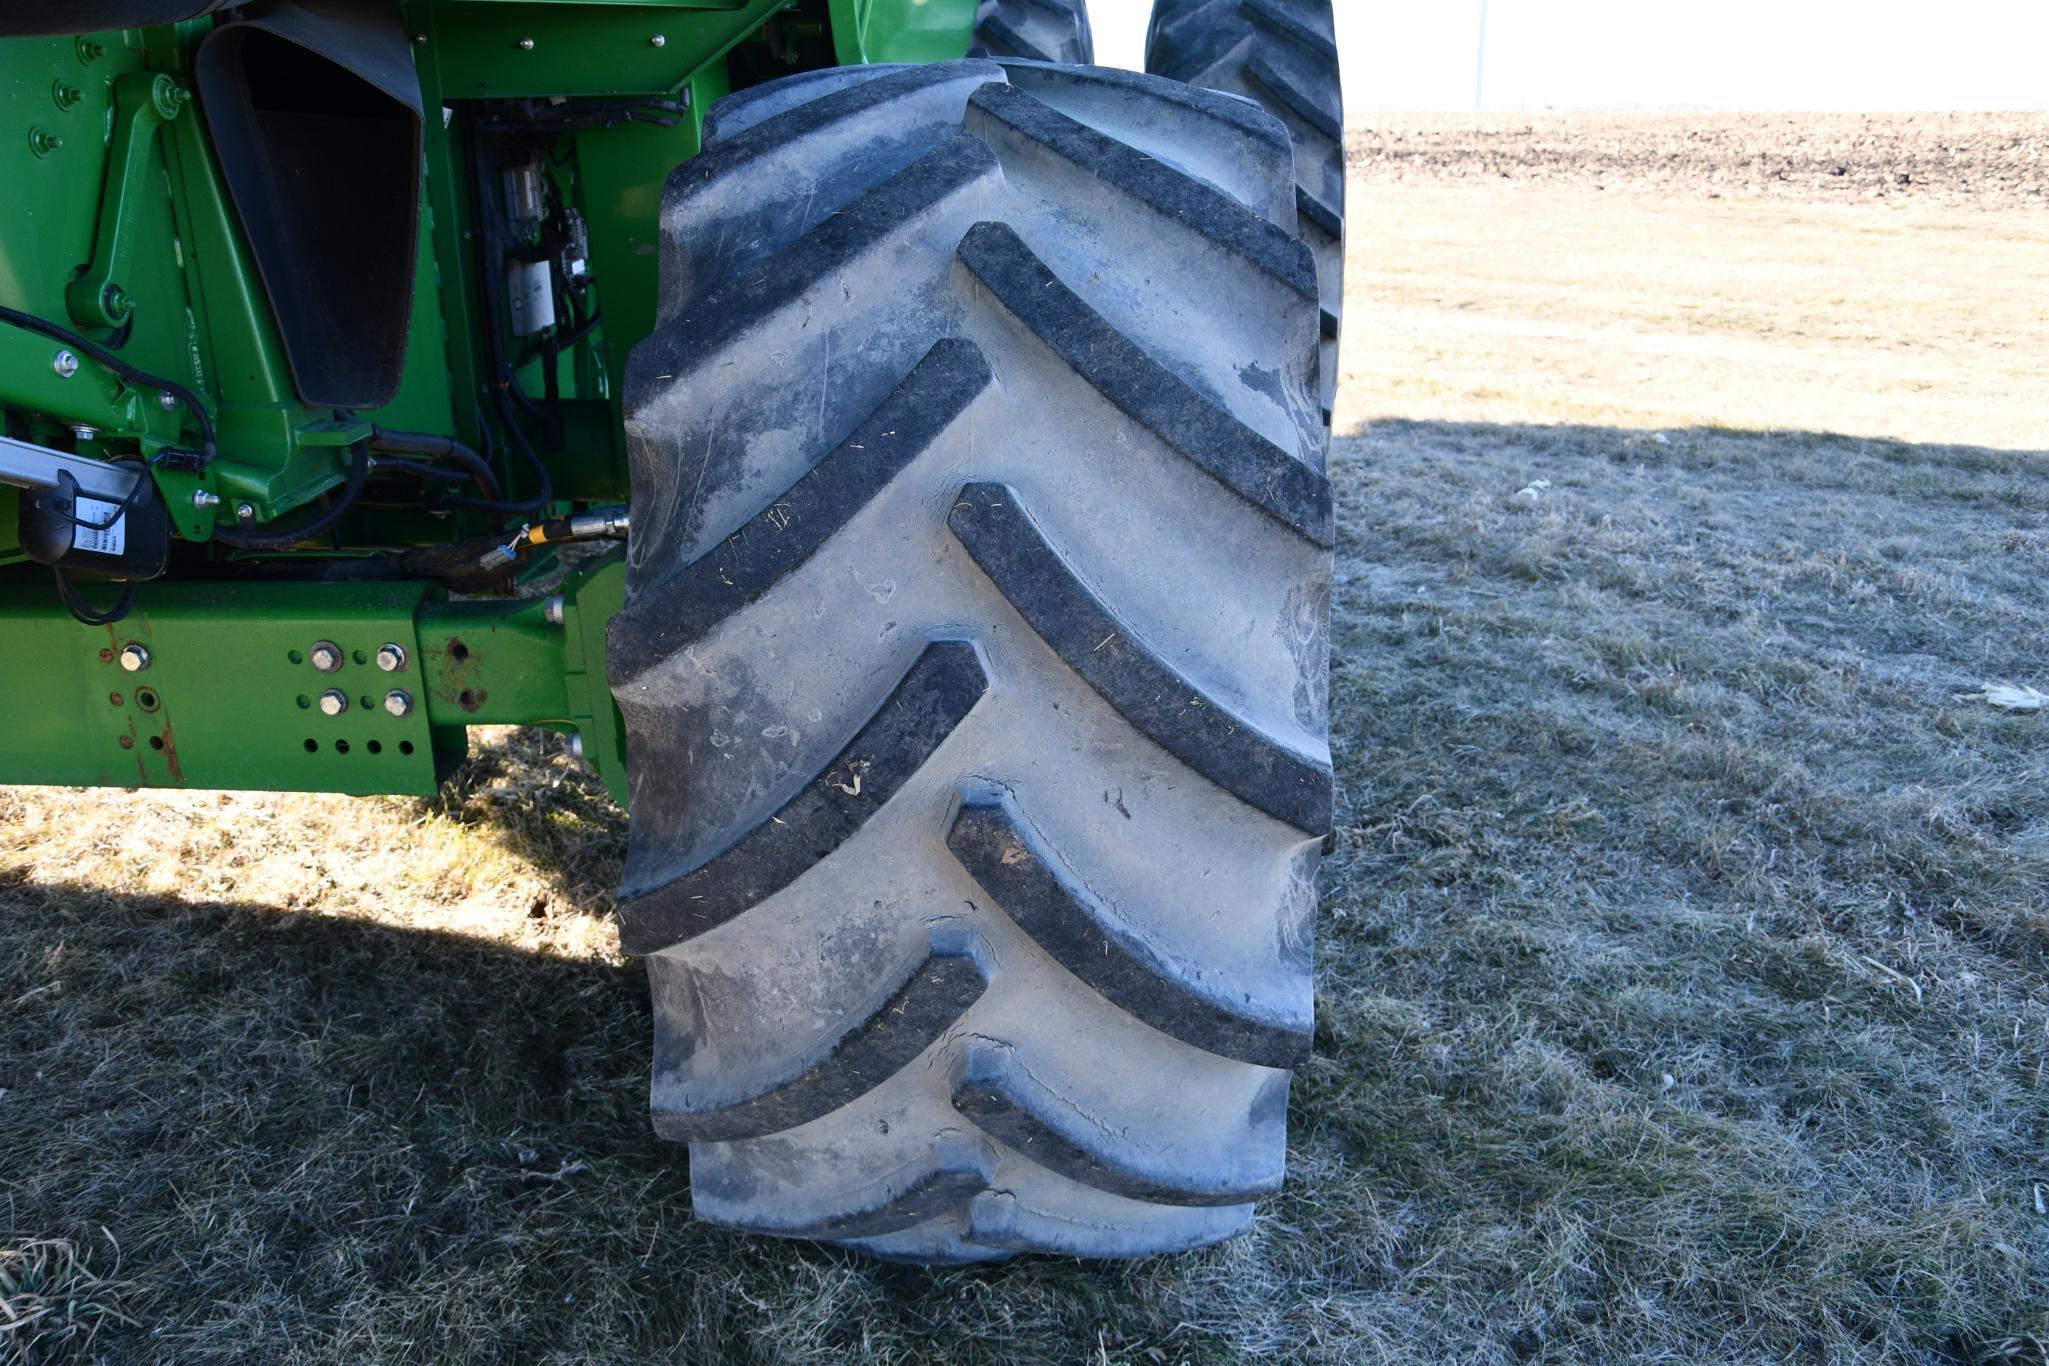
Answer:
1348;111;2049;208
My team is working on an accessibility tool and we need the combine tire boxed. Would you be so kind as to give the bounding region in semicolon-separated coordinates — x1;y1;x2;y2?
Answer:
968;0;1093;66
1146;0;1344;428
612;59;1331;1263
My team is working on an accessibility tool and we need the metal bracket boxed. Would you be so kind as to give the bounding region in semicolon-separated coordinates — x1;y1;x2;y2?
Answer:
0;433;144;503
417;550;627;802
66;72;188;331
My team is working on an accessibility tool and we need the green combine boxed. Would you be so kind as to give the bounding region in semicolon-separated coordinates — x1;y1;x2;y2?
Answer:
0;0;1343;1262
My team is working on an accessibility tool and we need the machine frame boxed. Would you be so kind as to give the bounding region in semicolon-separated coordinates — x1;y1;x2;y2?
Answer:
0;0;976;800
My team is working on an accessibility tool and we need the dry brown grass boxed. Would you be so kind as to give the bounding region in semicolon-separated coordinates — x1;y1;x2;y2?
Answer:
5;113;2048;1361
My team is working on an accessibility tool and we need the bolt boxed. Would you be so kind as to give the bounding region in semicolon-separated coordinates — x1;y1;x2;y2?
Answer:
153;77;187;119
158;390;179;411
51;350;78;378
375;643;408;673
650;33;666;47
191;490;221;509
309;640;344;673
382;689;414;718
71;424;98;442
75;36;104;64
413;33;428;44
101;284;130;318
542;594;565;626
52;80;82;111
568;732;585;760
517;36;534;49
118;643;151;672
29;127;62;158
317;689;349;717
235;501;256;520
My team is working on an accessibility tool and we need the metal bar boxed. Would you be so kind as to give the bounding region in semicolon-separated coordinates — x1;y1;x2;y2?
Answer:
0;434;142;500
66;72;189;330
0;557;629;797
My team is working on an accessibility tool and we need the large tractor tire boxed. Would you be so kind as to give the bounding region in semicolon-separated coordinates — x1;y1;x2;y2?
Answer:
611;59;1331;1263
1146;0;1343;429
968;0;1093;66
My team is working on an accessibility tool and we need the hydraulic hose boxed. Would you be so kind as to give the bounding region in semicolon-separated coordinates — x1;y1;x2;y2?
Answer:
368;424;504;501
456;109;556;516
432;388;554;514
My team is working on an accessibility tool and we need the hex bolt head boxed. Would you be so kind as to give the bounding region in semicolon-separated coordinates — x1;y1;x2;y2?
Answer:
191;490;221;509
650;33;666;46
52;350;79;378
117;643;150;672
568;732;585;760
235;501;256;520
542;594;565;626
375;643;408;673
309;640;344;673
152;76;187;120
517;36;534;49
318;689;349;716
383;689;414;718
158;390;179;411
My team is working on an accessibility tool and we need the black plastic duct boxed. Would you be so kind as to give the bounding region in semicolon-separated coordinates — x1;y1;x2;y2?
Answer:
0;2;234;37
195;0;423;408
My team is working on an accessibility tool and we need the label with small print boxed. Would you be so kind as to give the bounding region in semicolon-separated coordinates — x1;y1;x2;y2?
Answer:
72;496;127;558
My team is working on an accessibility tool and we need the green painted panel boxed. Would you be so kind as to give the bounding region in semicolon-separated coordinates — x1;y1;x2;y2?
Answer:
828;0;977;65
423;0;785;99
0;575;442;794
414;551;627;803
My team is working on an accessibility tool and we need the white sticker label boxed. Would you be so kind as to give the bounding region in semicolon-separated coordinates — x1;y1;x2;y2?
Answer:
72;495;127;558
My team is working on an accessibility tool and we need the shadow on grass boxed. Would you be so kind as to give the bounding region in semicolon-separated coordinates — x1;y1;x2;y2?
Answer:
0;876;1210;1361
0;869;660;1162
0;873;700;1359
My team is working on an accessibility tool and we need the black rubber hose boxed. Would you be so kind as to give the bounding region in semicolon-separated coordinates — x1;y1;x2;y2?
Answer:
368;455;469;486
0;303;215;466
212;443;371;549
433;388;553;513
190;529;530;591
458;110;556;516
551;304;601;352
368;424;504;500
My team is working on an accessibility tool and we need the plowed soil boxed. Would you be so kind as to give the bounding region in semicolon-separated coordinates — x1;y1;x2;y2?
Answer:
1348;111;2048;207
